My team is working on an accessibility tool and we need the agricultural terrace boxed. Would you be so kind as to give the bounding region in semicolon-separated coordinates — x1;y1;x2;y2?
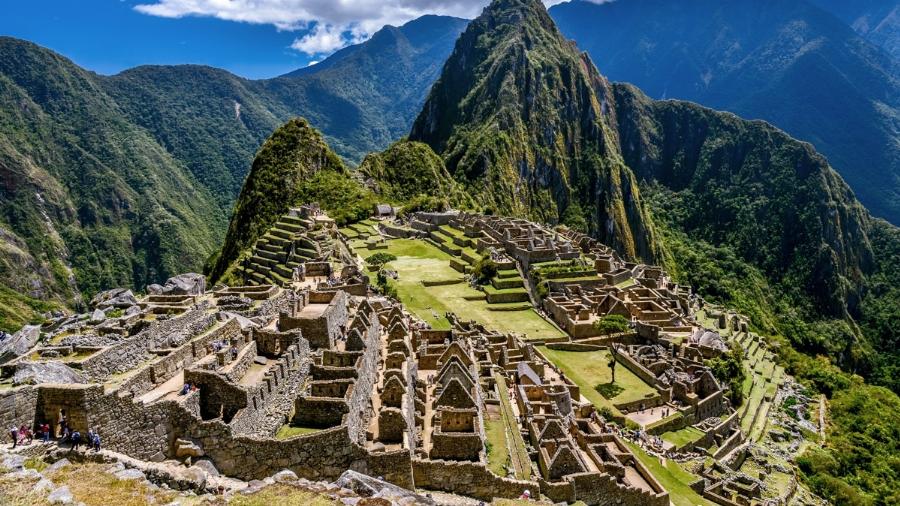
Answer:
351;239;565;340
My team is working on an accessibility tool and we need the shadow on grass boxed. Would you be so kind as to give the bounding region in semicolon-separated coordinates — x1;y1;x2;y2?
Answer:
595;382;624;399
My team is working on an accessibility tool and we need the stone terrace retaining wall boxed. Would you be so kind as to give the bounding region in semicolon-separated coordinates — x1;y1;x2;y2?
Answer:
117;319;241;398
412;458;534;501
0;386;37;429
81;311;215;380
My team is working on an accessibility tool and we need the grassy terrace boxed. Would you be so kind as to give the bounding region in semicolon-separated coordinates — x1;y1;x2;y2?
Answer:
484;411;511;476
660;426;704;449
623;441;712;506
537;347;658;413
352;239;564;339
495;373;532;479
275;424;321;439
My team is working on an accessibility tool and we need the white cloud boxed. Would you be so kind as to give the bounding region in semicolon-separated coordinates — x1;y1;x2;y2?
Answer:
134;0;585;56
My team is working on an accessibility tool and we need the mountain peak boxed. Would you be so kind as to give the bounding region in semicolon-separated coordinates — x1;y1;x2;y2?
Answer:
408;0;658;261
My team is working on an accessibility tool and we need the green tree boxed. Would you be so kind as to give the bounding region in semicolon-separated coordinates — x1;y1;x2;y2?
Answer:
366;252;397;269
594;314;630;335
472;256;499;285
705;346;746;406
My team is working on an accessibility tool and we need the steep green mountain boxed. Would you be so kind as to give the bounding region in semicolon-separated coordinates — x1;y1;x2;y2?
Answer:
408;0;659;261
0;36;223;330
358;140;470;206
0;16;467;326
550;0;900;226
209;118;374;283
809;0;900;58
102;65;286;208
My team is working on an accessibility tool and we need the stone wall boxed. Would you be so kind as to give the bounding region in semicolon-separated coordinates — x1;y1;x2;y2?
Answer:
118;319;243;398
231;340;311;437
412;458;534;501
0;386;37;429
81;311;215;380
430;431;483;461
280;291;348;349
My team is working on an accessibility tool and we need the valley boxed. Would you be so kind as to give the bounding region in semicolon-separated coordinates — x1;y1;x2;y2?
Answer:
0;0;897;505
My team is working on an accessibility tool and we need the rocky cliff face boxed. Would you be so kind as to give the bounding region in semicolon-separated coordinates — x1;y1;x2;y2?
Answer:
409;0;659;262
613;83;874;318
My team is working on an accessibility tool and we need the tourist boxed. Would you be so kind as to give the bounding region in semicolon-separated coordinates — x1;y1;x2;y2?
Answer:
231;345;239;360
41;423;50;443
61;426;71;443
520;489;531;500
87;428;94;447
9;425;18;448
69;430;81;452
180;383;191;395
92;431;101;452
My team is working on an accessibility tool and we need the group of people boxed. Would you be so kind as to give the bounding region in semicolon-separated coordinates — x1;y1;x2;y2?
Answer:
8;424;35;447
180;382;200;395
8;421;100;452
212;340;240;361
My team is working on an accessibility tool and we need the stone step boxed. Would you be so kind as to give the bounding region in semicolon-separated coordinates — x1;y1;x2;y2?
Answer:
269;227;295;241
273;264;294;279
256;249;286;262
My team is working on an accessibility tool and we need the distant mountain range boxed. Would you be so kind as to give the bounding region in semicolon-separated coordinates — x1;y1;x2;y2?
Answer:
0;0;897;335
0;16;467;329
549;0;900;225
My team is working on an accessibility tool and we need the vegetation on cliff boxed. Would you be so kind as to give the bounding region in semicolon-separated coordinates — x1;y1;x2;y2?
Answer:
358;140;470;207
408;0;659;262
209;118;372;283
0;37;223;327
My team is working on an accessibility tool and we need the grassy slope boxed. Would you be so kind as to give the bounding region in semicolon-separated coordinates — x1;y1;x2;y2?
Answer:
354;239;564;339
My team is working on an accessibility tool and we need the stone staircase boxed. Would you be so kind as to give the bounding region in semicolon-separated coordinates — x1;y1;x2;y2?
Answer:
236;212;335;286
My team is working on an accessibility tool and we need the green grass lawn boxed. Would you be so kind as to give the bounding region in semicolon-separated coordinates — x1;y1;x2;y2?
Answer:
495;373;532;479
623;441;712;506
353;239;564;339
484;413;511;476
660;426;705;449
537;347;659;410
275;424;321;439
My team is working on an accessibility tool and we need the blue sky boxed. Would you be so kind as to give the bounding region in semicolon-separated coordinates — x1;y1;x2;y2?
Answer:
0;0;574;79
0;0;317;79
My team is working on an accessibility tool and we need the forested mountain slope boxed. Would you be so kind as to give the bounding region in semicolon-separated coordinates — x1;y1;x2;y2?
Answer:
550;0;900;226
0;16;467;328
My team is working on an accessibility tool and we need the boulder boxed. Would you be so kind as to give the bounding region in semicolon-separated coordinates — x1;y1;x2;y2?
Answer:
47;458;71;472
2;454;26;470
334;471;434;504
0;325;41;364
114;468;146;481
125;305;142;317
174;466;208;491
147;284;164;295
91;288;138;309
174;438;204;458
161;273;206;296
190;459;219;477
90;309;106;324
273;469;298;483
35;478;55;492
13;361;86;386
48;485;73;504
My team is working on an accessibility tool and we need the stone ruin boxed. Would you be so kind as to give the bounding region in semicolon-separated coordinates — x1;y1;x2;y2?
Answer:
0;207;787;505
